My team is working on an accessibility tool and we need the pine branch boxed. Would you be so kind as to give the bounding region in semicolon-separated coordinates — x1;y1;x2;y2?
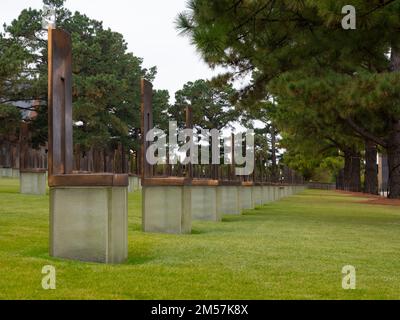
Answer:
226;0;244;13
360;0;397;18
231;1;274;34
345;117;387;148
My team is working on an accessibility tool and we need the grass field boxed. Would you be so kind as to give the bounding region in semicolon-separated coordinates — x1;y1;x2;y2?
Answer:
0;178;399;300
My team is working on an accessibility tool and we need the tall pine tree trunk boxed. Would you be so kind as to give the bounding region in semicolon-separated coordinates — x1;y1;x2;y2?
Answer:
336;169;345;190
350;152;361;192
344;149;361;192
343;153;351;191
387;119;400;198
364;139;378;195
387;46;400;198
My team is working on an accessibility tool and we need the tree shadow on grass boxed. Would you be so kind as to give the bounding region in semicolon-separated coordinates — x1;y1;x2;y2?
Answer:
244;207;268;213
0;190;22;196
218;212;268;225
20;245;155;266
126;254;154;265
22;246;51;260
191;227;235;235
126;241;157;265
191;228;205;235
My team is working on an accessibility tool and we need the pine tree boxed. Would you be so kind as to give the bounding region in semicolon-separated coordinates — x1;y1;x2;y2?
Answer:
170;79;238;130
177;0;400;197
2;0;157;154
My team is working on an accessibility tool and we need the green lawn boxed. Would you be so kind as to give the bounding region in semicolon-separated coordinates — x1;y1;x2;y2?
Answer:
0;178;399;300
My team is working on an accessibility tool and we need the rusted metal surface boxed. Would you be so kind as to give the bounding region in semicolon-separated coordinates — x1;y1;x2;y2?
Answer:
140;81;221;187
20;168;47;174
48;28;127;187
19;123;29;170
0;140;19;169
191;179;219;187
137;80;304;188
218;180;242;186
185;106;193;180
18;122;48;171
48;28;73;177
141;177;188;187
139;78;248;188
230;133;238;181
254;182;265;186
141;79;154;181
70;146;138;174
140;80;190;186
48;174;128;187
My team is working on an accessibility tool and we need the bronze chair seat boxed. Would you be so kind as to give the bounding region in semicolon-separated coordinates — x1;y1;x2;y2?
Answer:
48;173;128;187
19;168;47;174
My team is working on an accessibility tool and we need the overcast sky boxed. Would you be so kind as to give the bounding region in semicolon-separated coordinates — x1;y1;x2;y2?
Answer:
2;0;222;102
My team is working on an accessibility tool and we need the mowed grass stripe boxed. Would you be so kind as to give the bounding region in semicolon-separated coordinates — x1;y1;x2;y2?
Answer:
0;179;399;299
